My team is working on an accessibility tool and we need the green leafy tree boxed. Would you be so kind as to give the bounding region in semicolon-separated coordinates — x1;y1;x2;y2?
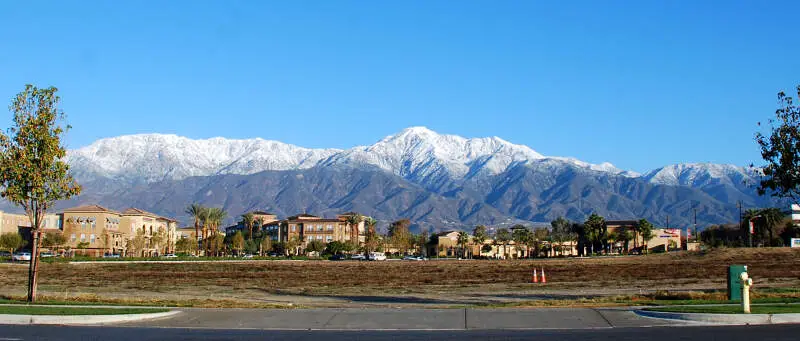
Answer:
150;228;166;255
418;231;429;256
570;223;587;256
97;228;112;255
532;227;549;257
207;234;225;257
584;213;606;255
511;226;531;258
305;240;325;255
342;240;357;253
388;219;412;254
755;85;800;200
550;217;574;256
0;232;25;254
259;237;272;255
231;231;245;254
494;228;511;259
244;239;258;254
175;237;197;254
325;240;346;255
0;85;82;302
127;229;147;257
472;225;488;256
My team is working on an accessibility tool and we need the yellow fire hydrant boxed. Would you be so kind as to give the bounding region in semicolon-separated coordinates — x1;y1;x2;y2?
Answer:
740;272;753;314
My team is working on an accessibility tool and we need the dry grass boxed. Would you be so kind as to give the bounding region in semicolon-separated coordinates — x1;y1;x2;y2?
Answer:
1;247;798;308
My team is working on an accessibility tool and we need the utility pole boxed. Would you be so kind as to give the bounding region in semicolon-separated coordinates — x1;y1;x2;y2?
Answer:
737;201;743;246
693;208;697;243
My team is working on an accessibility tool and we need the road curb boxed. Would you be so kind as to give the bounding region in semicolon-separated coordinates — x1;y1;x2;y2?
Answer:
0;310;181;325
634;310;800;325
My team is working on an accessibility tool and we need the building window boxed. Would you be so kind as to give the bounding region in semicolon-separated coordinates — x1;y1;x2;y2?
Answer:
70;234;76;242
80;221;86;230
80;234;86;242
317;235;323;240
326;224;333;231
90;234;96;244
290;225;296;232
91;221;96;230
326;236;332;242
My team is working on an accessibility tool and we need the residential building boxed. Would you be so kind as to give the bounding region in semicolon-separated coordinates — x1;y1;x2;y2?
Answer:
61;205;126;257
122;208;179;256
225;211;279;237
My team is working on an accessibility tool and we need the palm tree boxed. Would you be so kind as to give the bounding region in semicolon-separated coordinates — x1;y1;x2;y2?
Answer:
584;213;606;255
457;231;470;259
636;218;654;254
241;212;255;240
185;203;206;256
512;227;531;258
363;216;378;254
346;213;364;242
254;217;265;239
472;225;488;257
203;207;227;255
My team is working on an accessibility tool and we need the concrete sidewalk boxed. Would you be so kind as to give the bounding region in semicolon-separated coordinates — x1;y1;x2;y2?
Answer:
118;307;684;330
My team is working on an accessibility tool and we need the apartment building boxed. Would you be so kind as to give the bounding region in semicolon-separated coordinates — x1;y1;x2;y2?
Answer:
122;208;179;256
0;210;63;249
225;211;279;237
61;205;125;256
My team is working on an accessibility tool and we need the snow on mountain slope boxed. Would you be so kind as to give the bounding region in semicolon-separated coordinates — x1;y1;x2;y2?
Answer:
66;134;341;182
642;163;755;187
65;127;649;184
318;127;546;180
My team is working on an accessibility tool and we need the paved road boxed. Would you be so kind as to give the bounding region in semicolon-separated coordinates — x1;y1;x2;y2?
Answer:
1;324;800;341
116;307;680;330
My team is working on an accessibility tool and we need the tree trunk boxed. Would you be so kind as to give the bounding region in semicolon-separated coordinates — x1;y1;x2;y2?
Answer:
27;231;41;302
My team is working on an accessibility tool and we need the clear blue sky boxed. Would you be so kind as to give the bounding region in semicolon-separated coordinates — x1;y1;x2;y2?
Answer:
1;0;798;173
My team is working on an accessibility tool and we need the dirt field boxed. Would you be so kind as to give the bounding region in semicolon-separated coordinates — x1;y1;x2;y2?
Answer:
1;248;798;308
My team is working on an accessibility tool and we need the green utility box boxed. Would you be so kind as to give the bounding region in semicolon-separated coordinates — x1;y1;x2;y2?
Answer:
727;265;748;301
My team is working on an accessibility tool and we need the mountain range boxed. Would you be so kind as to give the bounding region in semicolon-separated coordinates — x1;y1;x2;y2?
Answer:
0;127;781;232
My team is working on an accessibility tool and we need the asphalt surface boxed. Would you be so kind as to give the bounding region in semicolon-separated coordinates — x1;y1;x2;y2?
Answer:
1;324;800;341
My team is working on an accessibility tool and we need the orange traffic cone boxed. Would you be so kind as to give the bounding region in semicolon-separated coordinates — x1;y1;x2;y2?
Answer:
541;267;547;284
532;268;538;283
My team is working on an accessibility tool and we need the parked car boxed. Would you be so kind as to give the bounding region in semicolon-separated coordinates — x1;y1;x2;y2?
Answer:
241;254;254;259
103;253;121;258
40;252;55;258
402;255;425;261
350;254;366;261
0;251;11;257
368;252;387;261
12;252;31;261
329;254;347;261
162;254;178;258
628;247;644;255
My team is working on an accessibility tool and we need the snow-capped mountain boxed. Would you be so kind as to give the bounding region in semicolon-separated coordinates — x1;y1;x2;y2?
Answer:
66;134;341;182
67;126;635;184
642;163;755;187
39;126;772;229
